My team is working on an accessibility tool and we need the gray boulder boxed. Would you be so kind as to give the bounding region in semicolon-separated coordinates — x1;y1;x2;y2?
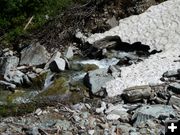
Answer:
169;95;180;108
65;46;74;59
0;56;19;75
106;16;119;28
132;105;176;126
4;70;30;85
84;68;113;97
49;57;66;72
168;82;180;94
44;51;61;70
163;69;180;78
20;42;50;66
0;80;16;90
108;65;121;78
122;85;152;103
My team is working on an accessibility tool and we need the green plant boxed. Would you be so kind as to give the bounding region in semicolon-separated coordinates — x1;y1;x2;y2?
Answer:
0;0;75;46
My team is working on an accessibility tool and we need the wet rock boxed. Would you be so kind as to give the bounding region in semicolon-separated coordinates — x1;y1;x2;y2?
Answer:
168;82;180;94
0;80;16;90
65;46;74;59
82;64;99;72
132;105;176;126
83;36;121;58
169;95;180;108
49;57;66;72
20;42;50;66
108;65;121;78
122;85;152;103
117;42;150;54
0;56;19;75
106;16;119;28
84;68;113;97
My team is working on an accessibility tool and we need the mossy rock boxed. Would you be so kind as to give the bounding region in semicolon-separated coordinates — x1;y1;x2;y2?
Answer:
38;77;69;97
70;81;89;96
31;72;48;90
82;64;99;72
0;103;37;117
70;63;83;71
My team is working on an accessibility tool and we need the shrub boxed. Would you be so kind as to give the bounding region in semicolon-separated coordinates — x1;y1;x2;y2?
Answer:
0;0;74;45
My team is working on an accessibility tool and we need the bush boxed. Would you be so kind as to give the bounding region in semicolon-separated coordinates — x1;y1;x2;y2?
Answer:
0;0;74;44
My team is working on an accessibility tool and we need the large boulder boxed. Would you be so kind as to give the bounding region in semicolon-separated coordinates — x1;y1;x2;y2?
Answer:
132;105;176;126
84;68;113;97
0;56;19;75
122;85;152;103
20;42;50;66
44;51;61;70
4;70;30;85
49;57;66;72
169;95;180;108
168;82;180;94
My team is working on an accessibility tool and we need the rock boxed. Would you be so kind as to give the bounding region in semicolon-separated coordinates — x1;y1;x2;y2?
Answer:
84;68;113;97
44;51;61;69
22;127;40;135
169;95;180;108
88;130;95;135
132;105;176;126
34;108;42;116
168;82;180;94
4;70;29;85
96;101;107;113
3;50;14;56
108;65;121;78
65;46;74;59
63;57;71;69
83;36;121;58
82;64;99;72
33;68;43;74
105;104;129;122
137;119;165;135
55;120;71;131
163;69;180;78
49;57;66;72
0;56;19;75
20;42;50;66
117;123;134;135
106;16;119;28
0;80;16;90
122;85;152;103
106;114;120;120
